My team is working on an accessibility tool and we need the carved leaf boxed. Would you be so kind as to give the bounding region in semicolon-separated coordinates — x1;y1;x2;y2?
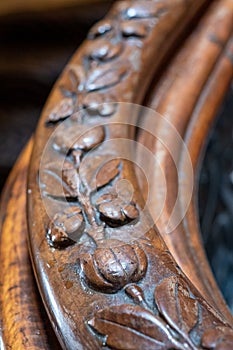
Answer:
201;327;233;349
98;201;126;225
86;65;128;92
72;126;105;152
59;70;79;98
53;124;105;155
88;304;178;349
87;40;123;62
83;93;117;117
96;159;121;189
88;20;113;40
41;160;79;199
47;97;74;123
121;21;149;38
154;276;199;335
98;102;117;117
120;2;167;20
83;92;104;110
79;154;120;192
123;203;139;220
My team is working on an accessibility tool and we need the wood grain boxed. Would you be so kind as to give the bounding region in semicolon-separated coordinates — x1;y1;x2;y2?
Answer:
1;1;233;349
0;0;105;17
26;1;233;349
137;0;233;324
0;140;62;350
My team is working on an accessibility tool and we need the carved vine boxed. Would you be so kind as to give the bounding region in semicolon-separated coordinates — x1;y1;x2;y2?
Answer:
44;2;158;258
88;275;233;350
46;4;162;125
41;1;233;349
45;131;140;248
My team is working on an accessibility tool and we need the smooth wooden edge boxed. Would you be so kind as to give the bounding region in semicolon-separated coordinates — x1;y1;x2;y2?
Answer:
0;0;106;17
0;1;231;350
26;1;233;349
0;139;62;350
137;0;233;324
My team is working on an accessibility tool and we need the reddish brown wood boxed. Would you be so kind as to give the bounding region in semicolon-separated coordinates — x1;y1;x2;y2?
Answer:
137;0;233;324
1;1;233;350
0;140;62;350
25;1;233;350
182;35;233;325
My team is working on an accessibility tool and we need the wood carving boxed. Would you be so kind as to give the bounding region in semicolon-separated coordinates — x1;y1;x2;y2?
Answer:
1;1;233;350
137;0;233;323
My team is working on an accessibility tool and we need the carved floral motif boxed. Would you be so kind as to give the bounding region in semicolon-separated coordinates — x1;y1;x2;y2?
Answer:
47;206;84;248
46;2;163;125
80;239;147;293
96;190;139;227
88;275;232;350
41;1;233;349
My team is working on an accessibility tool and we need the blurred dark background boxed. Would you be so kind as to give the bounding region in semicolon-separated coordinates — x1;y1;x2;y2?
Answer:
0;1;112;189
199;86;233;311
0;1;232;312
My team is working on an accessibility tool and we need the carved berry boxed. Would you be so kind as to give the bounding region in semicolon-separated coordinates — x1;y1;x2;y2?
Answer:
96;189;139;227
88;20;113;40
80;239;147;293
47;206;84;248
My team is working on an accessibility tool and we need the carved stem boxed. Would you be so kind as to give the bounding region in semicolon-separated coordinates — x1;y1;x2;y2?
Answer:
26;1;233;349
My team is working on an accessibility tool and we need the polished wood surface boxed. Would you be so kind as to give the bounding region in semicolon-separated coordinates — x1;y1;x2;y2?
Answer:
0;140;62;350
0;1;233;349
137;0;233;324
0;0;104;16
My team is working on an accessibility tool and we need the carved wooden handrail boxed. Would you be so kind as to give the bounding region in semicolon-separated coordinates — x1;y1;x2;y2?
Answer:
1;1;233;350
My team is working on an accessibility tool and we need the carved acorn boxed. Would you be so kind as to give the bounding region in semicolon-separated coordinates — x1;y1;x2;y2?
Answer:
80;239;147;293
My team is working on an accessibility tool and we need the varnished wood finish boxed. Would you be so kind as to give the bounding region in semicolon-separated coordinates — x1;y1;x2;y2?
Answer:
137;0;233;324
0;140;62;350
0;0;105;16
25;1;233;350
181;36;233;324
1;1;233;349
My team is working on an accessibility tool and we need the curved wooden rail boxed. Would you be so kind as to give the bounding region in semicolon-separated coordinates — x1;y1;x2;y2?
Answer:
137;0;233;324
0;1;233;350
0;0;105;17
0;140;62;350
